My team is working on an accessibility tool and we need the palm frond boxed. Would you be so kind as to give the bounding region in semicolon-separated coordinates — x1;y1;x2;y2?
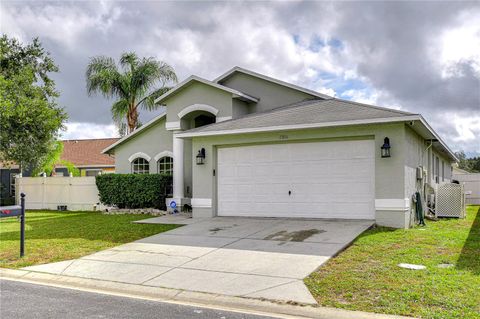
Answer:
139;86;172;111
85;56;123;98
131;59;177;105
120;52;139;72
86;52;177;131
111;99;129;124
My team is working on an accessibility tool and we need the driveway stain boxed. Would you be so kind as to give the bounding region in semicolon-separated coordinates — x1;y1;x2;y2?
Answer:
209;224;238;234
264;229;324;242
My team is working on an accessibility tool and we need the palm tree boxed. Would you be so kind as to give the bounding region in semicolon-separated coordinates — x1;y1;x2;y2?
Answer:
86;52;177;134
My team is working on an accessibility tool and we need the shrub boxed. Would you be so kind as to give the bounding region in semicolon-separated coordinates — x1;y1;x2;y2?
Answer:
96;174;172;210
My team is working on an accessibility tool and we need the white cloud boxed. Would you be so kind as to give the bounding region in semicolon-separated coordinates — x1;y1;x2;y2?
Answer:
452;115;480;144
0;2;122;51
2;1;479;155
61;122;118;140
317;87;336;97
341;89;379;105
436;8;480;78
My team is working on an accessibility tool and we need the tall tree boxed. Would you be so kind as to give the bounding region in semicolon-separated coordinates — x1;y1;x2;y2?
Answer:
0;35;67;172
454;151;480;173
86;52;177;134
31;141;80;177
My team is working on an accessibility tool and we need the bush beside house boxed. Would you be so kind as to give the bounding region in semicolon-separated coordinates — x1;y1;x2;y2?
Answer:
96;174;172;210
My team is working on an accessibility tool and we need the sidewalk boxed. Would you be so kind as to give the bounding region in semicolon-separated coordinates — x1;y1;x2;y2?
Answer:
1;268;415;319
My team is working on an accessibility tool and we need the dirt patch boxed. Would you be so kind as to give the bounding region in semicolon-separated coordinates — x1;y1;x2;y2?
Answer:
264;229;324;242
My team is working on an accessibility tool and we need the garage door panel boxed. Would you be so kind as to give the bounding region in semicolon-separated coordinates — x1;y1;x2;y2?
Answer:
236;165;254;178
217;140;374;219
270;145;290;161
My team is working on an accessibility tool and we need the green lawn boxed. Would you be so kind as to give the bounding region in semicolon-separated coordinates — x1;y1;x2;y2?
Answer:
0;211;180;269
305;205;480;319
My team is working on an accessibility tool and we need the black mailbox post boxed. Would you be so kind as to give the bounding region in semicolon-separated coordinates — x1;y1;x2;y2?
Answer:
0;193;26;257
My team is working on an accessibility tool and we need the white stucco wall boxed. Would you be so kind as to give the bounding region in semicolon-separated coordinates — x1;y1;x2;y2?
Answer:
114;118;173;173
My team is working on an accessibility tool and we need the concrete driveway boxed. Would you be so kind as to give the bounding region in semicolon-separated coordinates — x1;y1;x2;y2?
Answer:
24;217;373;304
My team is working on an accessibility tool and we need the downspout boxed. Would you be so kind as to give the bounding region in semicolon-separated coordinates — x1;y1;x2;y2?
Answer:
422;140;434;218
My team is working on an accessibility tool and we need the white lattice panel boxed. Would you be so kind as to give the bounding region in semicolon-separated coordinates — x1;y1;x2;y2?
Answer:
436;183;465;218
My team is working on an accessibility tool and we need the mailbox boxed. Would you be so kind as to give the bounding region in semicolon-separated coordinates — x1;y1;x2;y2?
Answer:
0;205;23;217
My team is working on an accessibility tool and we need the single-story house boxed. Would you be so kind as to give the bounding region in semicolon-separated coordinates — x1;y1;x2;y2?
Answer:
55;138;119;177
103;67;457;228
0;138;118;205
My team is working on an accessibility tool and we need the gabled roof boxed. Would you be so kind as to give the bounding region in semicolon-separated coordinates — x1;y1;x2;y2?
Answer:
214;66;332;100
154;75;258;105
60;138;119;167
177;98;415;136
177;98;457;161
102;112;167;154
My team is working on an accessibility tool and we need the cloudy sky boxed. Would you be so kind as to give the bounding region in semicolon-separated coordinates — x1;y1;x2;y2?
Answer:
1;1;479;155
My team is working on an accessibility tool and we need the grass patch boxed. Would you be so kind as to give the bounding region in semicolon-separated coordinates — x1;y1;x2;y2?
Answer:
305;205;480;319
0;211;180;269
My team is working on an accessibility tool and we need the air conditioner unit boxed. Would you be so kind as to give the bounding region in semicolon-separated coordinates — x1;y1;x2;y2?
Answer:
435;183;466;218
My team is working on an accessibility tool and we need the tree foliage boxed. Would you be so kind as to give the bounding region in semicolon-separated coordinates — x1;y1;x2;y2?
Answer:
86;52;177;134
0;35;67;171
31;141;80;177
455;151;480;173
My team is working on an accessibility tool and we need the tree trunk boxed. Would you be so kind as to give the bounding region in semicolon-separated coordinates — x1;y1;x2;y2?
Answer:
127;105;139;134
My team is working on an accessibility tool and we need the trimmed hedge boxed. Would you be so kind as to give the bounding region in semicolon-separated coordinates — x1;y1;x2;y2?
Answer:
96;174;172;210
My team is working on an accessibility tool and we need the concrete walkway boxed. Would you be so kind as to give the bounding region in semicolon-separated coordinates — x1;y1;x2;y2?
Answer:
24;217;373;304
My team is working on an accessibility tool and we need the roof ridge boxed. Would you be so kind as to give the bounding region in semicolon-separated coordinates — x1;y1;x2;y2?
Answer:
205;99;326;125
333;98;416;116
61;137;120;142
181;99;329;133
155;74;258;104
214;66;333;100
181;97;418;136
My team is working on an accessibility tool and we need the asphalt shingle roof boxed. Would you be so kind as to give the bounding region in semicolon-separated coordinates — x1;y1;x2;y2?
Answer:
183;98;416;134
61;138;119;166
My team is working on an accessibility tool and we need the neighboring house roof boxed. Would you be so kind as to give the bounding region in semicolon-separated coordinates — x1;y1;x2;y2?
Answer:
0;161;19;169
214;66;333;100
60;138;119;167
102;112;166;154
154;75;259;105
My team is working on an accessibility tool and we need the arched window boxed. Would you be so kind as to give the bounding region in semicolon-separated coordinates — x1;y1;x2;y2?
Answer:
131;158;149;174
157;157;173;175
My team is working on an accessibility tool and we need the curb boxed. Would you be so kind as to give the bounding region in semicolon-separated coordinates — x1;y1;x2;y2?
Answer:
1;268;415;319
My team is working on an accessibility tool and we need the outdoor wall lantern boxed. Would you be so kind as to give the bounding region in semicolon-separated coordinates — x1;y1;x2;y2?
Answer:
381;137;391;158
196;148;206;165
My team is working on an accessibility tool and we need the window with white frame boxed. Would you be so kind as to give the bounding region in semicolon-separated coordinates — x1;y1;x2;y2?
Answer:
131;158;150;174
157;157;173;175
9;173;16;196
435;156;440;183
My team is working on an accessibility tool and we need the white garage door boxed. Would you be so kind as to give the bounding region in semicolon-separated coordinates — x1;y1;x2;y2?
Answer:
217;140;375;219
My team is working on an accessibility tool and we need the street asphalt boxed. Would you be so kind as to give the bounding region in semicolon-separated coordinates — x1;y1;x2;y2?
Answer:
0;279;280;319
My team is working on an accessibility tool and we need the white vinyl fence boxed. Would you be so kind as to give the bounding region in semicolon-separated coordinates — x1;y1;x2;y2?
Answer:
15;176;103;211
453;173;480;205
